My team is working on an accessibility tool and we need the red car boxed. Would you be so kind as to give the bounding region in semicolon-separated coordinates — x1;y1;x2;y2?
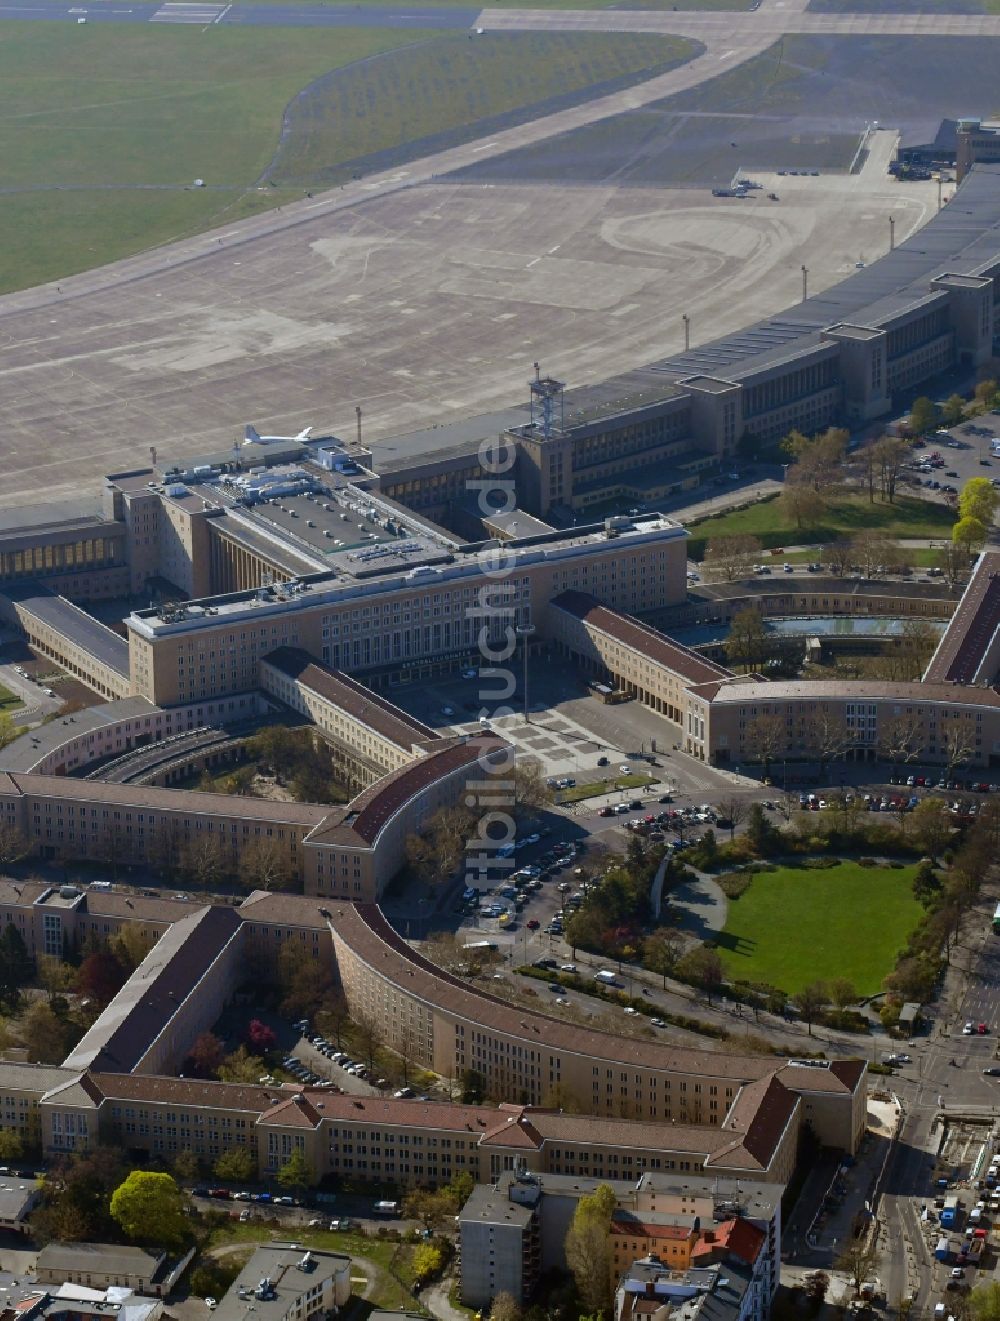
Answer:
598;806;613;817
526;919;540;930
979;1023;989;1034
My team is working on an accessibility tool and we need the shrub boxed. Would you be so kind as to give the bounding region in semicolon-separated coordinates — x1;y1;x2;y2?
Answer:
717;871;754;900
799;856;839;870
858;857;877;868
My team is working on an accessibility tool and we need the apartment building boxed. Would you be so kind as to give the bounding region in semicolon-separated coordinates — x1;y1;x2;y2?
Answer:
458;1170;781;1313
212;1244;351;1321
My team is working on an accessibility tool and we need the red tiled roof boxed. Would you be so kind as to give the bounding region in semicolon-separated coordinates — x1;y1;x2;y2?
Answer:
552;590;732;686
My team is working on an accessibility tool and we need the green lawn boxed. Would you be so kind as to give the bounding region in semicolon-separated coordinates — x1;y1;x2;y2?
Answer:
716;860;923;996
0;24;697;291
0;682;23;713
686;493;955;560
556;773;655;804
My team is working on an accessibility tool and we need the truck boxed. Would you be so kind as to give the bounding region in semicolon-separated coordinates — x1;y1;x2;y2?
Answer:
936;1237;952;1262
941;1195;961;1228
373;1200;400;1217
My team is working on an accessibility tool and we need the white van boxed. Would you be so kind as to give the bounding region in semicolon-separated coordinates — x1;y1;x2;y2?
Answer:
595;970;618;985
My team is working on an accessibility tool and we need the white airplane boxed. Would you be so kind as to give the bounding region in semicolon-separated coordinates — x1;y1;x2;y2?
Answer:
243;424;313;445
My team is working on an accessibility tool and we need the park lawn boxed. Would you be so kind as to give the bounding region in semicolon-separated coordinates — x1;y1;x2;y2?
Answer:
686;492;955;560
773;547;948;568
716;860;922;996
230;0;755;10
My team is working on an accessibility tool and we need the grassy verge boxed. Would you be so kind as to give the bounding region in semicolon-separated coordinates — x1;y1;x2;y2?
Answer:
228;0;755;10
686;493;955;561
716;859;922;995
556;774;656;804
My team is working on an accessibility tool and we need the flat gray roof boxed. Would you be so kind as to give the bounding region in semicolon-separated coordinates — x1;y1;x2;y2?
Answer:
214;1244;350;1321
2;586;130;676
369;405;530;474
0;497;105;535
0;697;158;772
650;162;1000;382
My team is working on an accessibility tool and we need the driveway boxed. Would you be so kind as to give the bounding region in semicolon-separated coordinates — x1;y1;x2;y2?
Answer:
669;871;728;942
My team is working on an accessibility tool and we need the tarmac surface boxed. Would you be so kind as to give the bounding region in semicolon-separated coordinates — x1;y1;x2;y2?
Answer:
0;0;990;506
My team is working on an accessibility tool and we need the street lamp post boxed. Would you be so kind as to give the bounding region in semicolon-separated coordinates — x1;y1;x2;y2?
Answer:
516;623;535;724
801;265;808;303
682;313;690;352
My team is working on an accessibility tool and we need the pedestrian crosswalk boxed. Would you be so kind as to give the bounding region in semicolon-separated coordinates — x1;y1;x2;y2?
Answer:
150;2;227;22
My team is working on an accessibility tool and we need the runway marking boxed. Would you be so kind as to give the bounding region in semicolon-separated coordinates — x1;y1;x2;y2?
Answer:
213;2;230;19
150;2;225;21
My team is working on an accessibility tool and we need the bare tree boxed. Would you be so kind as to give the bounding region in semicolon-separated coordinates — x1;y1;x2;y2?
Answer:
825;538;853;577
354;1008;383;1074
715;796;749;842
405;804;477;889
703;534;762;583
725;606;770;674
878;713;924;770
814;710;852;776
0;822;29;868
241;835;291;892
744;713;785;777
943;722;976;780
849;529;901;579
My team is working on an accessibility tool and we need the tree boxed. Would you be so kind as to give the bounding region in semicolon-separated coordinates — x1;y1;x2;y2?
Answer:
715;797;748;842
489;1293;522;1321
744;713;785;775
909;396;939;435
246;1019;277;1054
21;1000;71;1063
703;534;762;583
725;606;770;673
643;928;684;988
172;1149;202;1182
910;798;951;857
513;761;554;813
933;538;968;588
214;1148;257;1182
746;803;777;856
0;822;29;867
848;529;900;579
879;713;924;770
828;978;857;1012
814;709;852;774
0;924;32;1009
565;1183;615;1315
943;722;976;780
960;476;999;527
780;482;825;530
185;1031;225;1078
783;427;847;491
0;1128;24;1160
803;1271;830;1314
110;925;156;973
953;515;987;559
33;1146;128;1242
75;949;127;1006
180;833;229;891
970;1281;1000;1321
110;1171;187;1249
836;1239;878;1296
405;804;477;889
796;981;830;1036
37;954;76;1001
974;379;1000;413
240;836;291;893
676;945;724;1002
276;1147;312;1193
412;1243;445;1284
941;393;967;427
865;436;909;504
354;1008;382;1073
217;1045;265;1084
276;941;335;1020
